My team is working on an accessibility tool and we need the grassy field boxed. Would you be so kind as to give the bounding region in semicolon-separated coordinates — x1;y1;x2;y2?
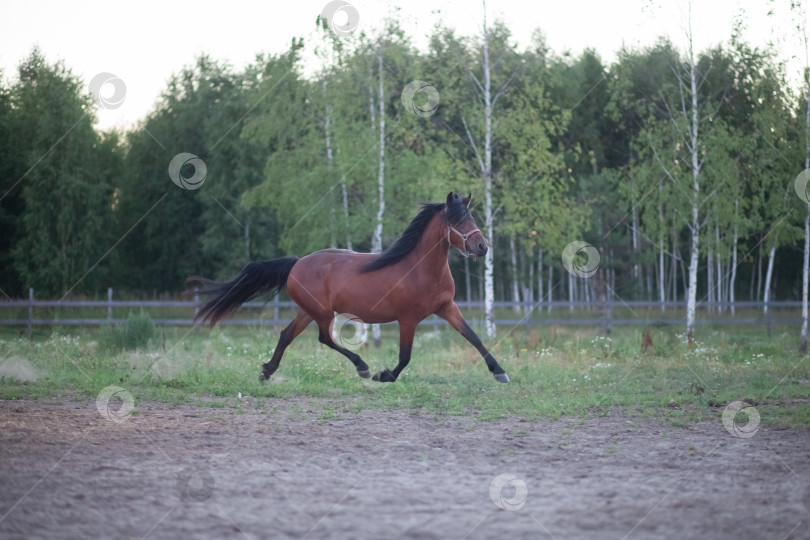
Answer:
1;317;809;428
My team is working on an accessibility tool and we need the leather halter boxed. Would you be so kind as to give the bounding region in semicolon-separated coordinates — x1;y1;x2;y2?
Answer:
447;224;481;252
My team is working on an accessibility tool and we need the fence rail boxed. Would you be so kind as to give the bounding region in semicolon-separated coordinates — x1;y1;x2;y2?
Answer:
0;287;803;333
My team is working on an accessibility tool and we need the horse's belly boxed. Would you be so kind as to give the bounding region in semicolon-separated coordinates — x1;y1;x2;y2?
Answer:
330;292;399;324
290;249;445;324
331;288;439;324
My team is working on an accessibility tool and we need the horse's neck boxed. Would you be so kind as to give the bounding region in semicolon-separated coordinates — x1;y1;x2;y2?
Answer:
408;216;450;274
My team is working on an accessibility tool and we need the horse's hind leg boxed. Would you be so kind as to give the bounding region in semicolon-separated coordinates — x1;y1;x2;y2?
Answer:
260;309;312;382
315;319;371;378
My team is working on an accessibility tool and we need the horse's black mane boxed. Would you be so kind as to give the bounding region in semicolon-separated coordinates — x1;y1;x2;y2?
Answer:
360;197;472;273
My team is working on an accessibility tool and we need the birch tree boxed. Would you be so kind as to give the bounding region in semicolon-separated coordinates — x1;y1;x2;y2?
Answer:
683;13;702;345
371;41;385;347
462;4;524;338
478;4;497;338
637;10;712;345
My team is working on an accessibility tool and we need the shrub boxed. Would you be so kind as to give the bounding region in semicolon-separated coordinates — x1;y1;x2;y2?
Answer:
99;310;157;351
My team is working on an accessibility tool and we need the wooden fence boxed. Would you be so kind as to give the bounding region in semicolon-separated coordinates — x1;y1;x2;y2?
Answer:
0;287;803;334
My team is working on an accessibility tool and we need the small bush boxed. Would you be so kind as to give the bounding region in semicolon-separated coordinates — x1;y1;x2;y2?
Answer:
99;310;157;351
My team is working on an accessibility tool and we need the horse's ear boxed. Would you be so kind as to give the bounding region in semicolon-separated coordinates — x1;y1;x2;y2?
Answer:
446;192;456;206
462;193;472;207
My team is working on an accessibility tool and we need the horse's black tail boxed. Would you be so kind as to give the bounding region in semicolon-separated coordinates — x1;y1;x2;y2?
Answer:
188;257;299;327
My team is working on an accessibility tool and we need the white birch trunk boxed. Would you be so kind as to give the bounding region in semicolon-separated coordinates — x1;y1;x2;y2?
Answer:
756;248;763;301
371;45;385;347
686;214;699;346
482;6;496;340
763;247;775;316
730;199;738;315
484;187;495;338
685;20;700;346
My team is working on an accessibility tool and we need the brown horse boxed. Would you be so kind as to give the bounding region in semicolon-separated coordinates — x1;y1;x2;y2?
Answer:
191;192;509;383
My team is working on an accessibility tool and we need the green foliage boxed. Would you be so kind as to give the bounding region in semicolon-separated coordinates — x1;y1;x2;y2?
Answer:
113;55;281;292
0;24;806;308
5;49;121;297
99;310;157;352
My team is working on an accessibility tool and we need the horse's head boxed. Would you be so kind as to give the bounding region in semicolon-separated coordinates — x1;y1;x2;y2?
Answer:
445;192;487;257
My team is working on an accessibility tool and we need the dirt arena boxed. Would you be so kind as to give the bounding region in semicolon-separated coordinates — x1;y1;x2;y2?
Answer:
0;398;809;539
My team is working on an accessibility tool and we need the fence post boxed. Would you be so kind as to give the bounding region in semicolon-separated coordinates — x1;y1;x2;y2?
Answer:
28;287;33;337
107;287;113;322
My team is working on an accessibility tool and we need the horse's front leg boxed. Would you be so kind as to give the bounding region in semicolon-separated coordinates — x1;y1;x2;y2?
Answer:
435;302;509;383
372;321;417;382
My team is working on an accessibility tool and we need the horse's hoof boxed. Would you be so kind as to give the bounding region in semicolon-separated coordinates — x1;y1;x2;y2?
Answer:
494;373;510;383
372;369;396;382
357;369;371;379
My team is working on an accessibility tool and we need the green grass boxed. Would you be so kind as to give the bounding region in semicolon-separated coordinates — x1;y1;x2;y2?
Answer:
0;323;809;428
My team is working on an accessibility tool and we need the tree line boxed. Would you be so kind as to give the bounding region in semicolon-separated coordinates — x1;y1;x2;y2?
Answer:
0;17;808;342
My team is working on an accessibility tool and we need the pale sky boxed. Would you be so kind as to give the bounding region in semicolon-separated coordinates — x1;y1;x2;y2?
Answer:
0;0;805;131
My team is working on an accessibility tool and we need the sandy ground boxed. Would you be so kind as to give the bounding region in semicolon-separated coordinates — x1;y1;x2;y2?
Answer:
0;397;809;540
